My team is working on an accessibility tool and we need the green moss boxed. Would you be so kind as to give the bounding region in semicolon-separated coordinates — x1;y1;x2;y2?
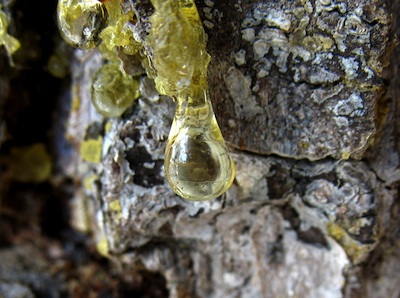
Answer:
10;143;52;183
80;136;103;163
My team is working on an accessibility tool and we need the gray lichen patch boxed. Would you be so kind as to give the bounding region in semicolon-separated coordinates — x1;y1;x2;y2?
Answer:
205;0;392;160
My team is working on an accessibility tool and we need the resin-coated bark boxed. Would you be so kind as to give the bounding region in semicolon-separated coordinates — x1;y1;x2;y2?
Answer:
0;0;399;297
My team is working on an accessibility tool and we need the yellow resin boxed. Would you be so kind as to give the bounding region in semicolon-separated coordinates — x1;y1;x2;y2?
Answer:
0;5;20;58
98;0;138;55
91;63;140;117
147;0;209;96
165;90;235;200
57;0;107;50
148;0;235;200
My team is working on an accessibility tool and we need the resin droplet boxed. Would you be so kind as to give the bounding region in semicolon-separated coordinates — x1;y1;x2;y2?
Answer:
57;0;107;50
0;5;20;58
147;0;235;200
164;91;235;201
91;63;140;117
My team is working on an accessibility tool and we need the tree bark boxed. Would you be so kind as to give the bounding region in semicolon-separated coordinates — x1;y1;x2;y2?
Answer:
0;0;399;297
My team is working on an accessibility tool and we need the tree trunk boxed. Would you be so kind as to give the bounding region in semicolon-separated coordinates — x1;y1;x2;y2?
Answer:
0;0;399;297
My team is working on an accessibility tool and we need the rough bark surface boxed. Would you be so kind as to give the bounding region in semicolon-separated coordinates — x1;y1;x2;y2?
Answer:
206;0;392;160
0;0;399;298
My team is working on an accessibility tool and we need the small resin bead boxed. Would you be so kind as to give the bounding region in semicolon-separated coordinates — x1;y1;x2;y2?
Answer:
57;0;107;50
91;63;140;117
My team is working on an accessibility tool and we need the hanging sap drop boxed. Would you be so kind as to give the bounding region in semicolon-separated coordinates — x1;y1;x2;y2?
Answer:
57;0;108;50
147;0;235;200
164;91;235;201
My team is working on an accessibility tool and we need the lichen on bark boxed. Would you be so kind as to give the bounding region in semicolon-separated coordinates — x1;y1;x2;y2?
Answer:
205;0;392;160
61;1;396;295
1;0;399;297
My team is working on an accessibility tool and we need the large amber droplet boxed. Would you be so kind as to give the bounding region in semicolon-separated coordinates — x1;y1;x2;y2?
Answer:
147;0;235;200
57;0;107;50
165;91;235;201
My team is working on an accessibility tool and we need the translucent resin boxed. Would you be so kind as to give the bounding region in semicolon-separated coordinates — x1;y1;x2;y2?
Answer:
57;0;107;50
165;90;235;200
148;0;235;200
0;5;20;58
91;63;140;117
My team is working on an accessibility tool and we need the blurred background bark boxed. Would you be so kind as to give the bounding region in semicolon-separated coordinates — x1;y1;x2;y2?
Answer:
0;0;399;297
